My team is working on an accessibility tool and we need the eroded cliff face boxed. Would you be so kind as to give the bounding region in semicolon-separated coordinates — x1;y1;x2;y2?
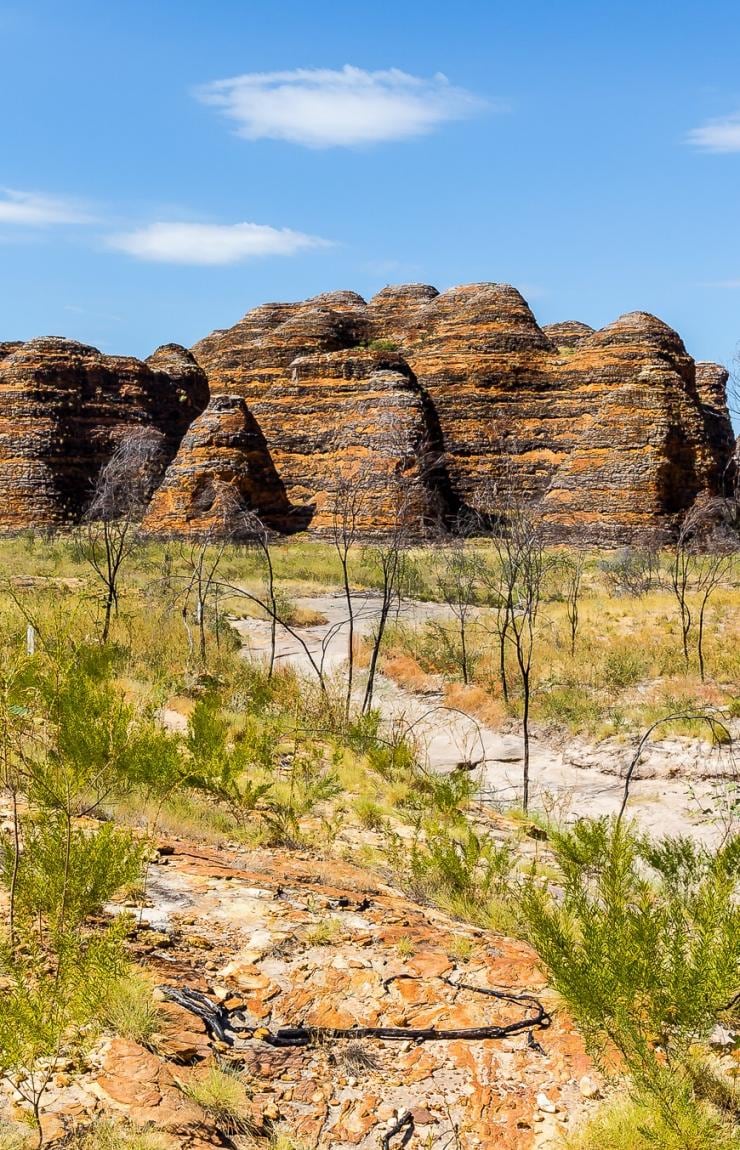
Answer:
180;345;453;534
0;338;208;529
143;394;295;536
0;284;735;539
193;284;736;542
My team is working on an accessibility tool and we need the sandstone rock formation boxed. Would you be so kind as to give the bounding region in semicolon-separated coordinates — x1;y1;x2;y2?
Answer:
1;283;735;541
181;344;453;534
26;835;595;1148
0;338;208;529
143;393;295;535
193;284;736;542
541;320;595;347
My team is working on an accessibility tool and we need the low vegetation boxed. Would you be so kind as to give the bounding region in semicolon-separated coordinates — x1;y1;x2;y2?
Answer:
517;818;740;1148
0;529;734;1146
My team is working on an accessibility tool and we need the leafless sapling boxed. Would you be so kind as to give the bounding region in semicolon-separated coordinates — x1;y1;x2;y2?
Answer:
560;549;586;658
433;527;479;684
485;490;548;812
77;427;165;642
670;499;737;680
329;459;372;717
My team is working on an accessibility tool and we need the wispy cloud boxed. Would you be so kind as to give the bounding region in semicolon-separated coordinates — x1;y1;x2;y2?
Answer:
106;220;331;265
195;65;485;148
64;304;124;322
687;114;740;153
0;188;95;225
698;278;740;289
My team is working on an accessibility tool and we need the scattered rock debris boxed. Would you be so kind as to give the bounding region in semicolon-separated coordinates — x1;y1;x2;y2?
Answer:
7;838;601;1148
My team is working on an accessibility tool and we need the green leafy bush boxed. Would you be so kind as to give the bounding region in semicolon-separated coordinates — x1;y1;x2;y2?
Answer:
0;926;126;1133
517;818;740;1145
391;820;513;928
102;968;163;1047
2;819;144;934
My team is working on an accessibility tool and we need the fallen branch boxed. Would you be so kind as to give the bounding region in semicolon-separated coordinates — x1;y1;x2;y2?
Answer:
160;976;550;1049
381;1111;414;1149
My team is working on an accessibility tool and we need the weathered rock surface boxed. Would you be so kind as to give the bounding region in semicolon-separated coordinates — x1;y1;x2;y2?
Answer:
2;283;735;540
193;284;736;542
0;338;208;529
541;321;595;348
15;837;594;1149
207;346;454;533
143;393;296;535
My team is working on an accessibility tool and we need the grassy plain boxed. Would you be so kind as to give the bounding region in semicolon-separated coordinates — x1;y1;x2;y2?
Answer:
0;531;735;1148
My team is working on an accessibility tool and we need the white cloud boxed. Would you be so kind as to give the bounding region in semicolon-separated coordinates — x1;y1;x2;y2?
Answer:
195;65;484;148
106;220;330;265
687;114;740;152
0;188;94;225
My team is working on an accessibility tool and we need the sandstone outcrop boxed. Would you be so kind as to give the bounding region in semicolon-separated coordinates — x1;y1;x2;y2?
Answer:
183;345;453;533
1;283;735;541
0;338;208;529
541;320;595;347
143;393;295;536
22;835;594;1148
193;284;736;542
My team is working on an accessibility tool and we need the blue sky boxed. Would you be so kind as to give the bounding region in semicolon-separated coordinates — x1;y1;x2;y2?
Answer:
2;0;740;416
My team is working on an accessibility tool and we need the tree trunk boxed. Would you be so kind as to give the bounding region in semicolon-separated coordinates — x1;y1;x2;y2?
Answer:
342;558;355;719
522;670;530;812
101;589;114;643
697;602;707;682
363;600;391;714
499;629;509;702
8;786;19;948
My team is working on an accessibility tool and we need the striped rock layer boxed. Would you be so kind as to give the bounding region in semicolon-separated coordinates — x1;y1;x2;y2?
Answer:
0;284;735;541
191;283;736;542
142;394;295;536
0;338;208;529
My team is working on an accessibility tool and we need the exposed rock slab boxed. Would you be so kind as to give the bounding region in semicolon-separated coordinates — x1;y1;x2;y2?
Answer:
131;841;595;1148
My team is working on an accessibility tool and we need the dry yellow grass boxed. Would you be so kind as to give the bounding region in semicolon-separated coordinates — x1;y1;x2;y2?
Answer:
443;681;508;727
382;653;437;693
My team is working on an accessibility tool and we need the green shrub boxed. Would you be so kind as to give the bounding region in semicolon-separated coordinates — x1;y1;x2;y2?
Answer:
73;1120;170;1150
391;820;513;928
0;926;126;1132
365;338;399;351
353;796;385;829
602;648;647;689
565;1091;739;1150
186;698;273;830
517;818;740;1145
539;684;604;728
181;1066;254;1135
2;819;144;934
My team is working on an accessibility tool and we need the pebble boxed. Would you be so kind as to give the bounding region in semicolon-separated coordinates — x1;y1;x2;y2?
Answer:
579;1075;601;1099
536;1092;558;1114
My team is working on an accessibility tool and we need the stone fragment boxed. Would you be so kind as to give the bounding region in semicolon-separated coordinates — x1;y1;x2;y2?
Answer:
578;1075;601;1099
